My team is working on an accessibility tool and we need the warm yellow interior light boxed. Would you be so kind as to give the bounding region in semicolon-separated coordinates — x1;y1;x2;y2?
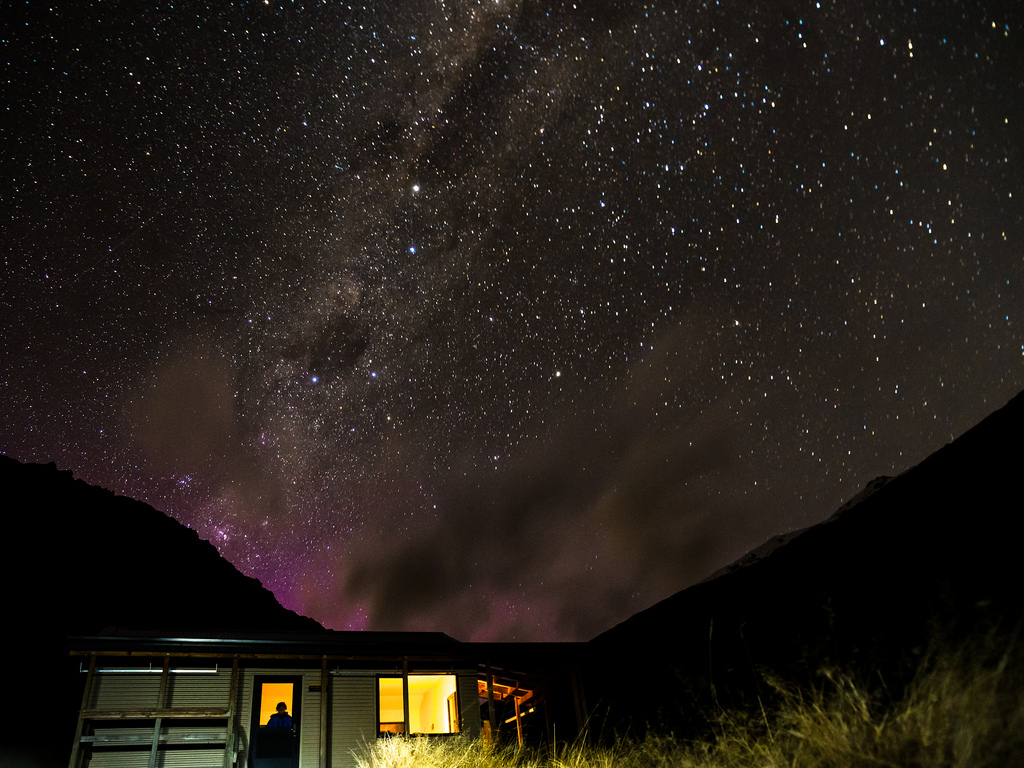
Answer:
379;677;405;731
378;675;459;734
260;682;294;726
408;675;459;734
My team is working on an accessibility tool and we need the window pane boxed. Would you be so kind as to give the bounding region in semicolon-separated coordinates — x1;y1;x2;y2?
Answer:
408;675;458;734
378;678;405;734
259;683;294;726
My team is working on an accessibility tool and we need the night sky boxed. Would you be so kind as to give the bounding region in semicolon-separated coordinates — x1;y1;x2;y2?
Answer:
3;0;1022;641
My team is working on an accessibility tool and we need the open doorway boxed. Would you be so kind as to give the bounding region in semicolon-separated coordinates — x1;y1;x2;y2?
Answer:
250;676;302;768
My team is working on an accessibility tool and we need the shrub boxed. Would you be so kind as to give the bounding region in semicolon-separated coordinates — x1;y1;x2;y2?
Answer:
355;632;1024;768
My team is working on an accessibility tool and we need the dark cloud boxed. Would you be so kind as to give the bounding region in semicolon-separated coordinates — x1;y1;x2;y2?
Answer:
3;0;1021;642
132;342;237;469
338;318;776;640
132;340;285;527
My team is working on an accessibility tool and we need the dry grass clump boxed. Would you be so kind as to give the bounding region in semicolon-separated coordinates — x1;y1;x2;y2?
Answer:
355;736;540;768
355;633;1024;768
355;735;692;768
759;633;1024;768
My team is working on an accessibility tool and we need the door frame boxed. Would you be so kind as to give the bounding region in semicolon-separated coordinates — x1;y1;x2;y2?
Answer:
249;675;303;767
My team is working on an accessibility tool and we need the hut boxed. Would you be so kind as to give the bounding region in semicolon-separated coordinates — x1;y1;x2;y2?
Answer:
67;629;584;768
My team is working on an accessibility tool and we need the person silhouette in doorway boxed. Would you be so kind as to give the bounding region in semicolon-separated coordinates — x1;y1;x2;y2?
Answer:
267;702;293;728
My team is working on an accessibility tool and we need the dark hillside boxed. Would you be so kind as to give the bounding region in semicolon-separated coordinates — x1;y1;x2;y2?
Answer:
5;388;1024;762
1;456;323;766
584;389;1024;737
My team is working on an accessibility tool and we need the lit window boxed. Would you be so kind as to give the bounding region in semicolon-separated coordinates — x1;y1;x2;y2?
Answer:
259;682;294;726
378;675;460;735
378;678;404;734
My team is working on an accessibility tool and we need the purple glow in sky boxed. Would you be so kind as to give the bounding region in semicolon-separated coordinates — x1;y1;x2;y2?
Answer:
2;0;1022;640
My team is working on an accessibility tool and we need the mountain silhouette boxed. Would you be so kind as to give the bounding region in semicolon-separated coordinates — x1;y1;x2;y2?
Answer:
582;389;1024;736
4;387;1024;763
1;455;323;766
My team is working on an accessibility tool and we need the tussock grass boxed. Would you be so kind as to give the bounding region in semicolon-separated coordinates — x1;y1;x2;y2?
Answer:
355;634;1024;768
761;633;1024;768
355;736;543;768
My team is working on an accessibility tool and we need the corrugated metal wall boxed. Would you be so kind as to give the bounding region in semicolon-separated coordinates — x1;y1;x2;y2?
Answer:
330;677;376;768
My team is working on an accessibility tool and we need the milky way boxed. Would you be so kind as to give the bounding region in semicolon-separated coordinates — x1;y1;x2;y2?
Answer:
3;1;1022;640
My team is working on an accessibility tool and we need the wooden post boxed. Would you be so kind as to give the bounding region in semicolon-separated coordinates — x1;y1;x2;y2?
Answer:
224;658;239;768
149;657;170;768
67;654;96;768
486;669;497;744
513;694;523;746
401;658;410;736
544;694;552;747
570;666;586;738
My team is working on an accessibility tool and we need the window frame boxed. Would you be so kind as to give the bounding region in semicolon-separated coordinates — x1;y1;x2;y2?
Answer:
377;673;461;737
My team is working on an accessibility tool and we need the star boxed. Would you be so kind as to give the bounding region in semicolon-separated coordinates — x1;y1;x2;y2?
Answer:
1;0;1021;642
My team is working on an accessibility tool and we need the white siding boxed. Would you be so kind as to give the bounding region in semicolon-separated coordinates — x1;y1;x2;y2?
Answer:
298;671;322;768
88;668;230;711
235;669;254;767
81;669;233;768
78;661;483;768
80;743;153;768
88;673;161;710
238;668;322;768
87;750;226;767
330;677;376;768
167;670;232;708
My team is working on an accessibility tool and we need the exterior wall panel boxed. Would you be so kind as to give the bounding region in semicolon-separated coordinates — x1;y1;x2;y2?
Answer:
166;669;232;708
458;673;482;739
238;668;322;768
84;747;225;768
82;668;234;768
299;670;321;768
235;669;255;767
87;669;231;711
88;673;161;710
82;754;149;768
69;635;523;768
330;676;376;768
156;750;225;767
